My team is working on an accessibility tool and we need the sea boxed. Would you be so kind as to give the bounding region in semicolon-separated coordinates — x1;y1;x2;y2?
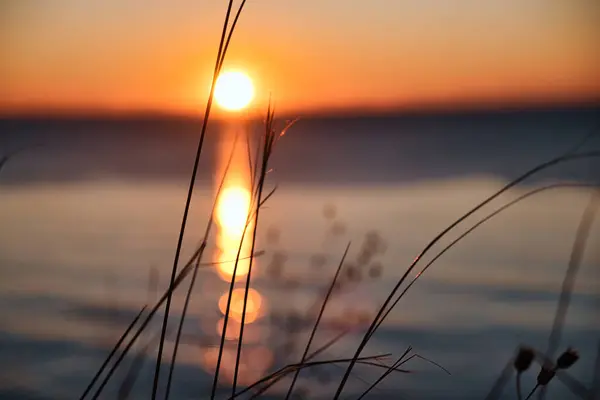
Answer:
0;105;599;399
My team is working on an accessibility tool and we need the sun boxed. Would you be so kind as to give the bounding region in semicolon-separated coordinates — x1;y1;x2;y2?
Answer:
214;70;254;111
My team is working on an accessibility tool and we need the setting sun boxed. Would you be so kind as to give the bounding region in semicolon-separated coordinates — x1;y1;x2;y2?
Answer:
214;71;254;111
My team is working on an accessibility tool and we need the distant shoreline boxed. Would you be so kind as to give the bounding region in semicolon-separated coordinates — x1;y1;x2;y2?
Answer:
1;101;598;124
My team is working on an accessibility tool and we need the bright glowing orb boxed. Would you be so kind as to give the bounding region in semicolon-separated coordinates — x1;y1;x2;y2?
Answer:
214;71;254;111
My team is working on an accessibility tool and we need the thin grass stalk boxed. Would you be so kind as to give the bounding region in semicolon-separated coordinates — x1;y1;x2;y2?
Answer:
530;348;588;399
305;329;349;360
91;252;214;400
547;190;600;355
258;185;278;208
163;134;240;399
231;108;279;395
161;237;206;398
78;306;147;400
484;355;515;400
118;327;172;400
517;373;524;400
284;242;352;399
248;347;417;400
358;359;412;373
248;359;410;400
245;128;256;190
251;121;263;193
82;241;266;399
412;354;451;375
229;329;350;399
333;151;600;399
84;233;266;399
250;361;397;400
253;360;411;400
152;1;237;397
565;129;599;155
228;354;391;400
209;207;254;397
87;243;205;399
552;371;589;399
118;344;150;400
90;315;163;400
210;107;274;399
356;346;412;400
0;145;38;176
525;384;540;400
539;190;600;400
117;270;162;400
200;252;265;268
332;363;388;396
589;340;600;400
217;0;248;73
208;198;258;396
371;183;597;338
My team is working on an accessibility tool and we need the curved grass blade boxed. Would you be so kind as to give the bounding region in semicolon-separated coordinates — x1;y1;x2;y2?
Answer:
163;131;240;399
333;151;600;399
371;183;597;338
539;191;600;400
151;0;238;397
356;346;412;400
228;354;391;400
232;109;281;396
284;242;351;399
79;306;147;400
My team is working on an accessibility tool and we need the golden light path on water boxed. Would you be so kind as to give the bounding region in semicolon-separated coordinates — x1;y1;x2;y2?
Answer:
214;185;252;281
200;122;272;386
213;123;254;282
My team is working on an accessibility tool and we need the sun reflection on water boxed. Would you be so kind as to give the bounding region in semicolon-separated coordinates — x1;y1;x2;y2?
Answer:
218;288;263;324
213;126;254;283
204;125;272;385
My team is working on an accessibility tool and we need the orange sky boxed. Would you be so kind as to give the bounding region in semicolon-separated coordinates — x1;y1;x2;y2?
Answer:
1;0;599;116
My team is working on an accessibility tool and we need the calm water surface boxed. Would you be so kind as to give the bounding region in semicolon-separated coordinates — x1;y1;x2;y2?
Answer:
0;108;599;399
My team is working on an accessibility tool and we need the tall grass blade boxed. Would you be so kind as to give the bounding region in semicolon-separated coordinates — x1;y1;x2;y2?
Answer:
333;151;600;399
230;329;349;399
356;346;412;400
151;0;237;397
163;133;239;399
372;183;597;337
79;306;147;400
540;190;600;399
284;242;352;399
590;340;600;400
232;108;279;396
228;354;391;400
85;242;207;399
484;355;515;400
211;107;273;399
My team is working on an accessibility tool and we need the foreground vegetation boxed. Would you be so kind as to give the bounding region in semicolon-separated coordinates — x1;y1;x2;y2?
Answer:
1;2;599;399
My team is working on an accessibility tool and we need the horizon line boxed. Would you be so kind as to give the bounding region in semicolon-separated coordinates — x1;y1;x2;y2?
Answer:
1;98;599;121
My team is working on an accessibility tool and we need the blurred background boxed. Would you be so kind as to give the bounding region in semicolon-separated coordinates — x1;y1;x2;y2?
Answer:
1;1;599;399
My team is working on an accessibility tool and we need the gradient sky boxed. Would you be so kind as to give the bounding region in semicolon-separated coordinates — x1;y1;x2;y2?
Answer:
1;0;599;115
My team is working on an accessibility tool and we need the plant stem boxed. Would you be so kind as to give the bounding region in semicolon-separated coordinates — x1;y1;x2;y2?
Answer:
517;373;523;400
525;384;540;400
284;242;351;399
371;183;596;340
163;133;239;399
151;1;236;398
78;306;147;400
332;151;600;399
